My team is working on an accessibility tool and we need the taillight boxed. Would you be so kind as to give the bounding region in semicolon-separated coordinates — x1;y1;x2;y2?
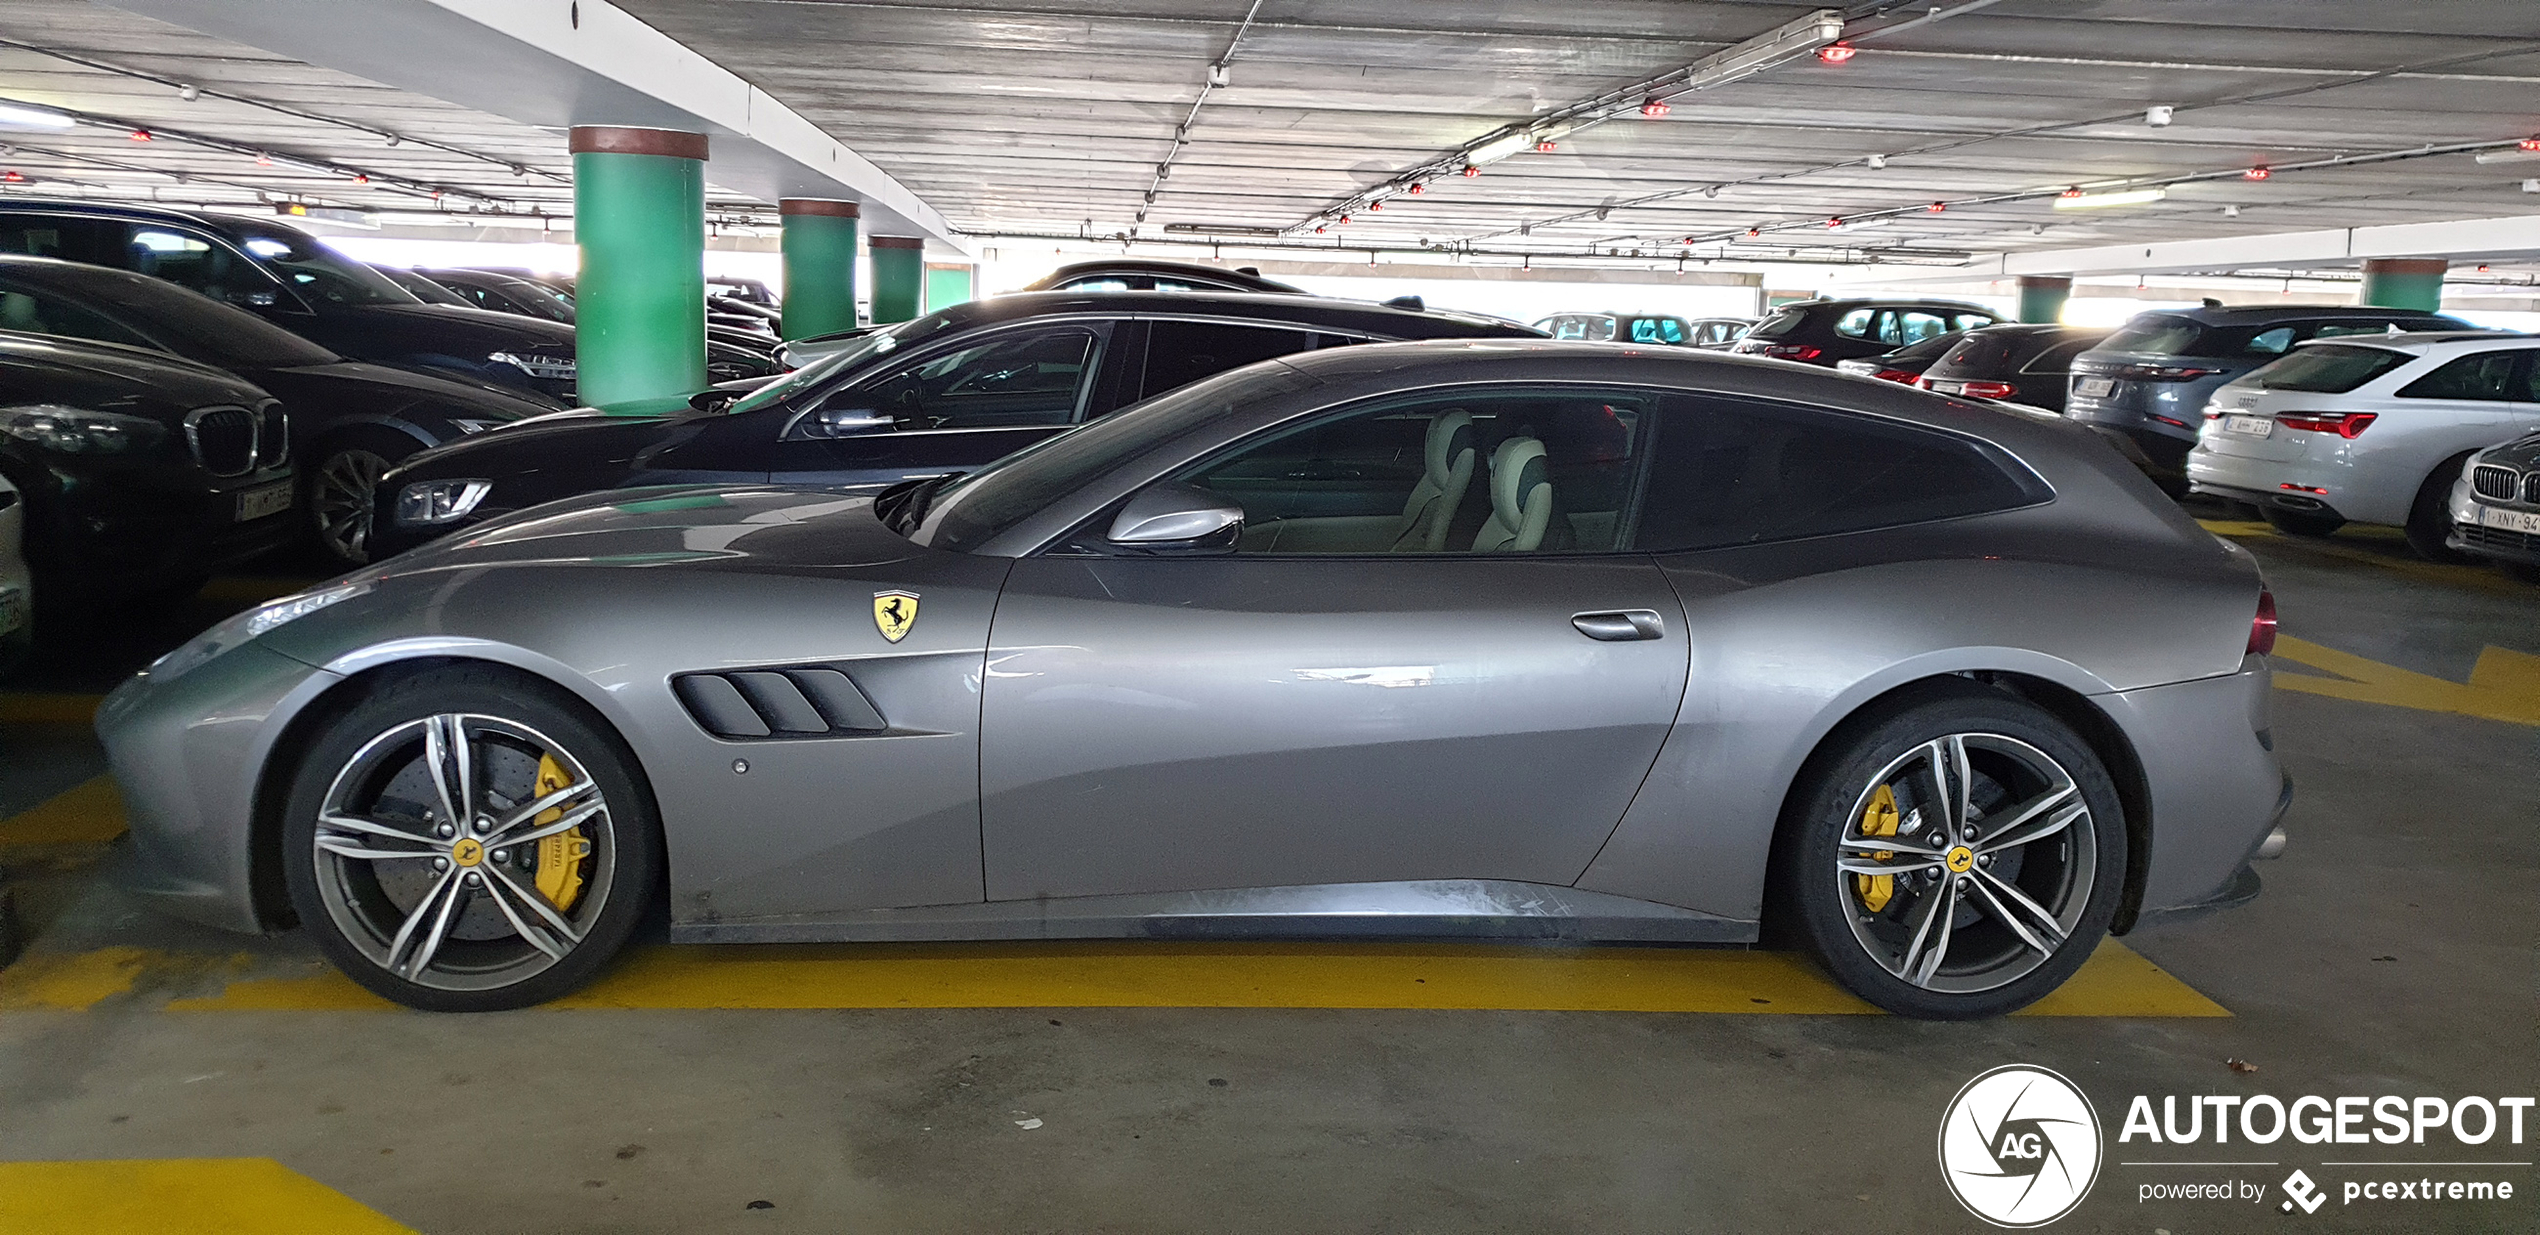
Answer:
2147;412;2191;430
1873;368;1918;383
2110;364;2217;382
2247;589;2277;656
1755;344;1822;361
1957;380;2017;399
2277;412;2377;439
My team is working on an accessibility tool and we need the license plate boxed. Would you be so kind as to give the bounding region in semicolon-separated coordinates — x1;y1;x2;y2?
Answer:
2223;413;2272;437
235;480;294;522
2477;505;2540;534
0;588;23;638
2073;377;2114;398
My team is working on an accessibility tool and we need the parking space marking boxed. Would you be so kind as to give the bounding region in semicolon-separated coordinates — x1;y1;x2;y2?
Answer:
2197;520;2527;594
2274;636;2540;727
0;936;2221;1016
0;776;125;846
0;693;104;726
0;1158;415;1234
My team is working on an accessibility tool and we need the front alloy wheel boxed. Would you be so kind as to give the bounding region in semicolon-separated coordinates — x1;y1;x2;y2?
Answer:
310;446;393;565
284;668;657;1010
1782;690;2125;1019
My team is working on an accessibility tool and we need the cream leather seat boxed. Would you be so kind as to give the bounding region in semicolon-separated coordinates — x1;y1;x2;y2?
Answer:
1470;436;1552;553
1390;410;1476;552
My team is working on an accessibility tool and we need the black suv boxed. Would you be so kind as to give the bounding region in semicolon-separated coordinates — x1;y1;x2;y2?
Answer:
1732;298;2005;367
373;290;1541;557
1915;325;2114;414
0;200;581;404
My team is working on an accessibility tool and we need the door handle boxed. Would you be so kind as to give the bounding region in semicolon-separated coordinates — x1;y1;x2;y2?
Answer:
1571;609;1665;641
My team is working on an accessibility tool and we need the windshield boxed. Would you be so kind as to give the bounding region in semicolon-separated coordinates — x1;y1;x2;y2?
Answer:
912;362;1316;554
2246;344;2414;393
0;264;336;367
231;222;419;308
729;316;946;414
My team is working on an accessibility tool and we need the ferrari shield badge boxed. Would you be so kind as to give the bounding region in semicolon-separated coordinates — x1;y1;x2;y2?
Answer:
873;589;919;643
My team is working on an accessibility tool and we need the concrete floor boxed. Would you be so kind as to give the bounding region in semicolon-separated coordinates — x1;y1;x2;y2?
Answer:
1;523;2533;1234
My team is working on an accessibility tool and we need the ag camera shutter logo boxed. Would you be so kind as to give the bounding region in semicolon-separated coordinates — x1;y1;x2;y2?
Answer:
1939;1065;2104;1227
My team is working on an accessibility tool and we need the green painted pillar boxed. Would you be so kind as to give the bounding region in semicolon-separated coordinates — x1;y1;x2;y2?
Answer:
2016;275;2071;324
570;126;708;414
779;198;860;340
2359;258;2446;312
869;236;926;324
925;262;975;313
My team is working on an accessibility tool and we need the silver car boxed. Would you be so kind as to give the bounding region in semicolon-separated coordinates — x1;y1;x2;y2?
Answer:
98;343;2290;1018
2186;331;2540;557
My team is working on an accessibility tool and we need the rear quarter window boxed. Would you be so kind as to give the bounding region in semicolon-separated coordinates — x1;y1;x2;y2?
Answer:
1633;394;2045;552
1744;306;1809;340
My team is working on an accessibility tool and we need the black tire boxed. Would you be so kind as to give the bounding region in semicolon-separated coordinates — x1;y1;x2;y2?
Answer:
1774;686;2127;1020
282;665;660;1011
305;429;421;567
2402;452;2475;563
2262;507;2344;538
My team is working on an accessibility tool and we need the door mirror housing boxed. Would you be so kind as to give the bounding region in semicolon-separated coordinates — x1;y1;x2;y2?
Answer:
1105;482;1243;553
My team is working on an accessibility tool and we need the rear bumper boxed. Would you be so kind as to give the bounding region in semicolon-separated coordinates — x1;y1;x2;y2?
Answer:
2185;445;2357;520
2099;660;2288;928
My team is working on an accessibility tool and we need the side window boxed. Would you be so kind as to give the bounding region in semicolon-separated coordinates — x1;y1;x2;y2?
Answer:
2242;326;2298;356
1951;312;1998;332
125;226;286;308
2396;351;2524;402
1834;307;1878;340
1630;317;1687;344
1140;320;1320;399
1896;311;1951;345
1057;277;1134;292
1633;394;2040;552
842;328;1100;430
0;283;159;350
1176;387;1648;555
0;216;128;266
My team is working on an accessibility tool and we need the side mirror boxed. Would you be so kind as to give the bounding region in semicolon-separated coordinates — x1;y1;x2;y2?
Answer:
807;406;894;437
1105;482;1243;553
226;289;278;309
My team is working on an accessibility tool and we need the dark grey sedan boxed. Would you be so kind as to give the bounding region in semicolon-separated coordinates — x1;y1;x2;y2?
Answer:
98;343;2290;1018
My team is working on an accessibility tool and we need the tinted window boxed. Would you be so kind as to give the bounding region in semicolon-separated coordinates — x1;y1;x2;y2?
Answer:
2248;344;2412;393
1538;314;1616;341
1951;312;1999;332
844;328;1100;429
0;283;156;349
0;216;127;266
2021;339;2102;374
0;268;333;367
1628;316;1687;344
227;222;416;307
1745;306;1808;340
2241;326;2298;356
1142;321;1319;399
1885;330;1967;363
1634;395;2039;551
2100;315;2204;356
1178;387;1646;554
127;226;286;307
2396;351;2527;402
1895;311;1952;345
1834;308;1879;340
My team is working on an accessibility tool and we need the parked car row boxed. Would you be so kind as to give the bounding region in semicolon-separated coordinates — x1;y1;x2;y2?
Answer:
1532;312;1753;349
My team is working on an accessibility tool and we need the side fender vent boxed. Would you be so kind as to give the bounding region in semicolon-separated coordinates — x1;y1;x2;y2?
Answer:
673;667;888;739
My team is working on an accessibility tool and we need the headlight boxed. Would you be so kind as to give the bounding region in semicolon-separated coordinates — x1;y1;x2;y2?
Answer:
396;478;492;525
0;404;167;454
146;581;371;682
489;351;577;382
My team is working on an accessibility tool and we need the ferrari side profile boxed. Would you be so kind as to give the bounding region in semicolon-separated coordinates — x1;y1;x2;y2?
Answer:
98;342;2290;1018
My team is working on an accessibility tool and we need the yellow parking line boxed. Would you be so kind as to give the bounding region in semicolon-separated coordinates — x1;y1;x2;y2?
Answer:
0;1158;415;1234
2;936;2215;1016
2197;519;2526;593
0;776;126;846
0;693;103;726
2274;636;2540;726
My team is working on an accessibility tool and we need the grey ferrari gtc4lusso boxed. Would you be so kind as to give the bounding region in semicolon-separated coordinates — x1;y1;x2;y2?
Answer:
99;341;2291;1018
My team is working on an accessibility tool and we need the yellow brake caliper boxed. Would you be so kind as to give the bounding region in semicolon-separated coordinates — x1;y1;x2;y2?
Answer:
531;754;593;911
1854;783;1900;913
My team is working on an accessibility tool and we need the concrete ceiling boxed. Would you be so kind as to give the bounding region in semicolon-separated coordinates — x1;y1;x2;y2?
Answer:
614;0;2540;266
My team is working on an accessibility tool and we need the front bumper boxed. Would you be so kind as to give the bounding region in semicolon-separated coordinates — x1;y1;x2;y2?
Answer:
20;455;299;598
96;642;341;934
2099;659;2289;930
2448;481;2540;567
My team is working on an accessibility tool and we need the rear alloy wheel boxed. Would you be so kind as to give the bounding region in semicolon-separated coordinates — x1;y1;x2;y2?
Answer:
283;668;658;1011
307;436;415;566
1781;691;2125;1019
2262;507;2344;538
2403;453;2475;563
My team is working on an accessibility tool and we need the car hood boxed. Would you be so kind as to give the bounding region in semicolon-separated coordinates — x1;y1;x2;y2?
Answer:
326;302;577;355
390;406;702;480
2476;429;2540;467
367;484;922;578
252;360;558;423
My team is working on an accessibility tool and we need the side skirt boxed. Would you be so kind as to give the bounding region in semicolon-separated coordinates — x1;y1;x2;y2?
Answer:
670;879;1758;946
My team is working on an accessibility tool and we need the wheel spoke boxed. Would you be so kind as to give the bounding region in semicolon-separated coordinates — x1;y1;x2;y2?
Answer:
1911;877;1963;986
1840;835;1947;859
488;799;603;849
316;836;438;862
1889;876;1950;981
421;715;466;833
317;812;438;848
382;866;460;975
487;777;598;839
485;862;585;944
1981;800;2088;856
1838;855;1940;876
1975;868;2068;952
479;870;569;961
1975;783;2078;850
400;875;468;978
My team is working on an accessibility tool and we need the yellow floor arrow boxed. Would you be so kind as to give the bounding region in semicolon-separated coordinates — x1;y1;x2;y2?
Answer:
2274;636;2540;727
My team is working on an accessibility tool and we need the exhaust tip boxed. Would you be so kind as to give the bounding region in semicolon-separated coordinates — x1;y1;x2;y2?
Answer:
2253;826;2288;860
